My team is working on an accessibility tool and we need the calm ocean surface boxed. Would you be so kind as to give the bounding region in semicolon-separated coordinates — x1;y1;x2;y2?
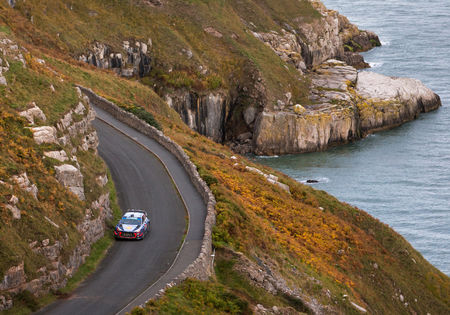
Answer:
257;0;450;275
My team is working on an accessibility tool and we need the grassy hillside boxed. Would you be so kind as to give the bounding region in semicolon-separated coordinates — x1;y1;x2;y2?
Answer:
1;0;316;105
0;29;123;313
12;42;445;314
0;0;449;314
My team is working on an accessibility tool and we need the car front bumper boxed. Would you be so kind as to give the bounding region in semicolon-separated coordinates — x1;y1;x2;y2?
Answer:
114;230;144;240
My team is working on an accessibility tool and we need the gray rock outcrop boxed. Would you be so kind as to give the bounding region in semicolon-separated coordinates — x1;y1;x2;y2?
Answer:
30;126;58;145
5;195;21;219
356;71;441;132
0;192;111;301
11;172;38;200
165;91;229;142
0;263;25;293
0;41;112;312
0;295;13;311
230;250;334;314
252;30;306;73
54;164;85;200
79;40;151;77
44;150;69;162
245;166;290;193
251;3;380;71
253;60;441;155
18;102;46;125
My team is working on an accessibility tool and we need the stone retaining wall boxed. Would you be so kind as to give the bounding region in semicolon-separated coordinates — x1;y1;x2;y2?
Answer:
77;86;216;282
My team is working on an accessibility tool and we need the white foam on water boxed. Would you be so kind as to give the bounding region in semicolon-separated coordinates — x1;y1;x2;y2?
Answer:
369;62;384;68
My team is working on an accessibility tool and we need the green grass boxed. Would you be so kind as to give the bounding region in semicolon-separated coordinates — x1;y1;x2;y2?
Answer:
1;0;316;104
0;24;11;34
138;278;250;315
3;59;78;124
215;254;309;313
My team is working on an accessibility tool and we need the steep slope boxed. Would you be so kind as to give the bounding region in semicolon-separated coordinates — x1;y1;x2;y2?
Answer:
1;0;394;155
0;1;448;314
0;32;120;312
3;43;444;314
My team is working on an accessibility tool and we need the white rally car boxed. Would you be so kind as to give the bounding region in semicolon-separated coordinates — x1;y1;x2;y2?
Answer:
113;210;150;240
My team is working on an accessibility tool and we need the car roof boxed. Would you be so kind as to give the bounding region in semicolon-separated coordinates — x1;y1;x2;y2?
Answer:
123;210;146;218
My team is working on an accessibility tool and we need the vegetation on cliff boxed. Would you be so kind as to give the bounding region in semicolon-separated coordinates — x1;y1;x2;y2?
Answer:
0;31;121;313
1;0;317;103
9;41;444;314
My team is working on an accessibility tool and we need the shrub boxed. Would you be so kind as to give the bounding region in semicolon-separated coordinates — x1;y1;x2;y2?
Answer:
207;75;223;90
15;290;39;312
127;106;162;130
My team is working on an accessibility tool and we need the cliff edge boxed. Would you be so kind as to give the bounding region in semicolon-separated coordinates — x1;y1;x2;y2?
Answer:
253;60;441;155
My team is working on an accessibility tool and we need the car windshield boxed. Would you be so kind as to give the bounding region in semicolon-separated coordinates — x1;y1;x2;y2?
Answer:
121;218;141;225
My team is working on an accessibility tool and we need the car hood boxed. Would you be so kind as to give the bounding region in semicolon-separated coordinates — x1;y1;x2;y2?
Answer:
119;224;141;232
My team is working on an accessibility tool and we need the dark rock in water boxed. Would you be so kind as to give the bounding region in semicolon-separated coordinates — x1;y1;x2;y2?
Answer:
307;179;319;183
341;51;369;69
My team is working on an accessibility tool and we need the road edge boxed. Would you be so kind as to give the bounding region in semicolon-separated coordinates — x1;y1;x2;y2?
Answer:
77;85;216;310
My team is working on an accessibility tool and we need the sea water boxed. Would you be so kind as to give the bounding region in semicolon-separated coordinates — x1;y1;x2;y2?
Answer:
257;0;450;275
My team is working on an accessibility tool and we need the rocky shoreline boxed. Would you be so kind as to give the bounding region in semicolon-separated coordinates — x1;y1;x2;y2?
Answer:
253;60;441;155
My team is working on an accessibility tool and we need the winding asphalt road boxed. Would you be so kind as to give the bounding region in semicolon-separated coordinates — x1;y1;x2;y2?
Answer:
37;106;206;315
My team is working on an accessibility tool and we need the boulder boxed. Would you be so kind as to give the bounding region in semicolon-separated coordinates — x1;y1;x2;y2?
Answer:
30;126;57;144
0;262;26;291
44;150;68;162
54;164;85;200
95;174;108;187
11;172;38;199
81;131;99;151
311;60;357;91
204;27;223;38
58;111;73;130
73;102;86;115
244;107;257;127
6;197;21;219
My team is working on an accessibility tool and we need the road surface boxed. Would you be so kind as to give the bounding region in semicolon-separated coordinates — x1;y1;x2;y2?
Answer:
37;106;206;315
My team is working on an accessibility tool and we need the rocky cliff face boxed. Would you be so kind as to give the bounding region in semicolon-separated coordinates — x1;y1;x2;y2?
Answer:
35;0;435;157
165;91;230;143
253;60;441;155
1;94;111;309
69;1;379;155
252;1;380;71
164;5;379;151
0;36;112;310
79;40;152;77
